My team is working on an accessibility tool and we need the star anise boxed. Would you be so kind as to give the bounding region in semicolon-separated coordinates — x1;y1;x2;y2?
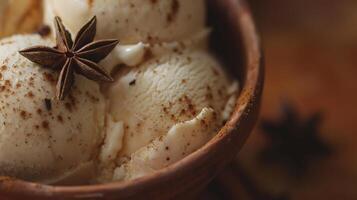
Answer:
260;102;332;177
19;16;118;100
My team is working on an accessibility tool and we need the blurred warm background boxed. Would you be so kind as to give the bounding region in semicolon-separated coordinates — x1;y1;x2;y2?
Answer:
203;0;357;199
0;0;42;38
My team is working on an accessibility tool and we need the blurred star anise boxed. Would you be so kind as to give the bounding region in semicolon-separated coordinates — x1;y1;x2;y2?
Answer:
260;102;331;177
19;16;118;100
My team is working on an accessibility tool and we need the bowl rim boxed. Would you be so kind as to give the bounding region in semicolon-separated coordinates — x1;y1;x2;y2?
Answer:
0;0;263;198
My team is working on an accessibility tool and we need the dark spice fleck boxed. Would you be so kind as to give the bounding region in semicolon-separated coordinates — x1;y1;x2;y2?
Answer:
200;119;207;127
37;109;42;115
180;109;186;116
43;72;56;84
85;91;100;102
65;103;73;112
212;67;220;76
143;49;153;62
27;91;34;98
36;25;51;37
20;110;28;119
42;121;49;129
57;115;64;123
162;106;169;114
0;86;5;92
167;0;180;23
44;98;52;111
4;80;11;87
129;79;136;86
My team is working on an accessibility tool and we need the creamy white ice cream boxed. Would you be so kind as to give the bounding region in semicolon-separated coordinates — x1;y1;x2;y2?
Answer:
113;107;217;181
0;0;239;184
108;50;232;157
43;0;209;73
0;34;105;184
97;48;238;182
43;0;206;44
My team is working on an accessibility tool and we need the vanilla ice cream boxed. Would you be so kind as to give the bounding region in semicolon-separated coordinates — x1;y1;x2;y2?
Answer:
97;48;238;182
108;50;232;157
0;0;239;184
0;35;105;184
114;107;217;181
43;0;206;44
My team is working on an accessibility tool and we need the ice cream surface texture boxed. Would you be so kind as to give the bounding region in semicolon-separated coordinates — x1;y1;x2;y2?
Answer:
108;49;231;158
0;0;239;184
0;35;105;184
43;0;206;44
97;48;237;181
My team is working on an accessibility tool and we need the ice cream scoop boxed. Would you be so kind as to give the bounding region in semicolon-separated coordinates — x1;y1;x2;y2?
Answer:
98;49;238;181
0;34;105;184
107;49;233;156
43;0;206;44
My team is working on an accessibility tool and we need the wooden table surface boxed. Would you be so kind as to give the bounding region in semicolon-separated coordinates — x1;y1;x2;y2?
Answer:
199;0;357;199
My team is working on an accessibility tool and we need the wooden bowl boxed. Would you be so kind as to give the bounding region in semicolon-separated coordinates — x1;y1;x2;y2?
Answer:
0;0;263;199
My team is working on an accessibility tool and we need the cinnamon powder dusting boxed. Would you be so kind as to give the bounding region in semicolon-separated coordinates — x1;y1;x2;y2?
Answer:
42;121;49;130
